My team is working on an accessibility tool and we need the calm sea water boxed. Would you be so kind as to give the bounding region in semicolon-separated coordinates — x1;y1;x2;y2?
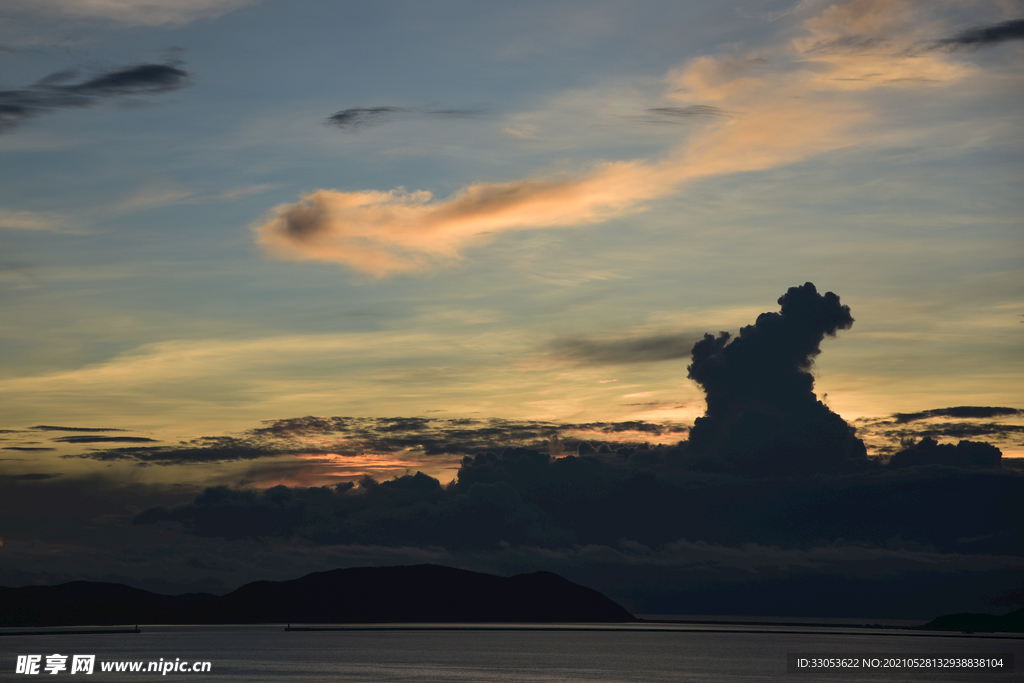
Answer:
2;624;1020;682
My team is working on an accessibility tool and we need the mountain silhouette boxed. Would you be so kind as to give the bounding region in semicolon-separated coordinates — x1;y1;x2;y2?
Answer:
1;564;636;627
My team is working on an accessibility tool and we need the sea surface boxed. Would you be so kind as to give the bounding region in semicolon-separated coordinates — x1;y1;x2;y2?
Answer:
2;623;1020;682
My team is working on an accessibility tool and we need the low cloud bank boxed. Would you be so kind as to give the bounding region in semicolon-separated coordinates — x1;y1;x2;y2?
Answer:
134;285;1018;562
133;442;1020;557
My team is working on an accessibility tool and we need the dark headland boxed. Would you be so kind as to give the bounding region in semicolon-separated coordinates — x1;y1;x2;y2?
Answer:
0;564;637;627
920;608;1024;633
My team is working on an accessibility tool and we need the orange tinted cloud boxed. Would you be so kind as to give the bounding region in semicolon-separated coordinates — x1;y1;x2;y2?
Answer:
257;0;973;277
257;162;672;277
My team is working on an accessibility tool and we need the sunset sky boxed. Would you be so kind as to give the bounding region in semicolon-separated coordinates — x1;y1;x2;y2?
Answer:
0;0;1021;615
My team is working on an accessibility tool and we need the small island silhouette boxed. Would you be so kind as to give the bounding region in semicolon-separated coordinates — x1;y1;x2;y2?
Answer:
920;608;1024;634
1;564;637;627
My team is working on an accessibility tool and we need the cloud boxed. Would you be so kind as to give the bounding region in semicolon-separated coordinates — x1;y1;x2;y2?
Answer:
891;406;1023;423
256;163;674;277
686;283;868;474
0;63;190;133
113;186;194;213
30;425;128;432
889;437;1002;469
51;435;158;444
133;476;566;548
2;0;257;26
931;18;1024;50
9;416;1020;617
326;106;486;131
0;472;61;480
133;434;1023;560
63;436;288;464
428;108;487;119
257;0;975;277
326;106;409;130
549;332;702;365
0;209;72;232
639;105;728;124
893;422;1024;440
853;408;1024;457
65;416;685;468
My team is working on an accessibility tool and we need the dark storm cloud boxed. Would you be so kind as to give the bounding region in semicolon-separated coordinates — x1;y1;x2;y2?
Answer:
0;63;190;133
2;447;56;452
51;435;159;444
931;18;1024;50
326;106;486;131
68;284;1024;570
889;437;1002;469
134;439;1023;560
685;282;867;474
891;406;1022;423
549;332;702;365
135;473;570;548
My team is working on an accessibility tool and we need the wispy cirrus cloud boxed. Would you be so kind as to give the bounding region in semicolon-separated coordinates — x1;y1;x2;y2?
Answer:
891;406;1023;424
257;0;982;278
2;0;258;27
30;425;129;432
326;106;409;130
0;209;76;232
325;106;486;131
549;332;702;365
0;63;190;133
51;435;158;444
636;105;728;125
930;18;1024;51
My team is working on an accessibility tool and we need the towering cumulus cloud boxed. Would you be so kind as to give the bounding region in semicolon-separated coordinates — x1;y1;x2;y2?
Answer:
687;283;866;474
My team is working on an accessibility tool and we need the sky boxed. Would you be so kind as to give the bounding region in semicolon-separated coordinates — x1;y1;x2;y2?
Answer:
0;0;1022;619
